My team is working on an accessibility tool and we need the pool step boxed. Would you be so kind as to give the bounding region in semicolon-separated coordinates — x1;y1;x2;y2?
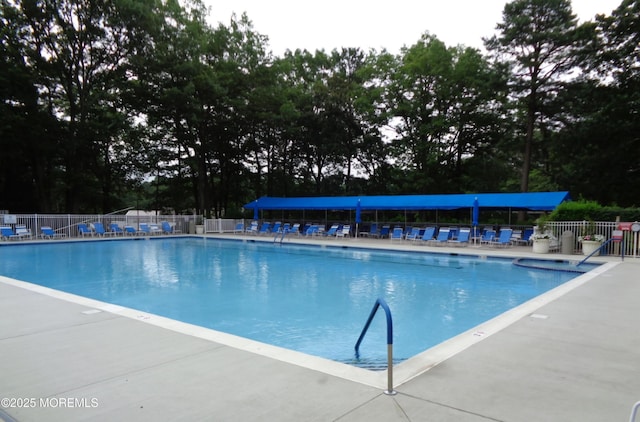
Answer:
338;357;404;371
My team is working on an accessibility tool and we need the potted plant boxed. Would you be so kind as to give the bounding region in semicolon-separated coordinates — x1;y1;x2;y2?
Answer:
578;220;605;256
531;215;551;253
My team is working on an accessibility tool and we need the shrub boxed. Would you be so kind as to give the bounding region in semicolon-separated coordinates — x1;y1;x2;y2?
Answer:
551;200;640;221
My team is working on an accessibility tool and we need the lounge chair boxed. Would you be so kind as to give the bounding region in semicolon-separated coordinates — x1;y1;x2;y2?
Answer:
324;224;339;237
336;225;351;238
162;221;182;234
448;227;460;239
245;221;258;234
232;222;244;233
140;223;161;235
490;229;513;247
93;222;113;237
405;227;421;241
15;224;32;240
257;222;271;235
419;227;436;243
390;227;404;242
124;225;142;236
449;228;470;246
521;228;534;245
1;226;19;240
361;223;378;238
271;222;282;233
305;225;319;236
287;223;300;236
110;223;125;236
78;223;93;237
429;228;450;246
376;225;390;239
40;226;66;239
479;229;496;245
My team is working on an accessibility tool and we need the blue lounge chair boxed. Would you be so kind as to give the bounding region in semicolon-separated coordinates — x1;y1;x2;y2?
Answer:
1;226;19;240
448;227;460;239
40;226;66;239
78;223;93;237
522;228;534;245
110;223;125;236
324;224;339;237
245;221;258;234
405;227;421;241
390;227;404;242
336;225;351;238
257;222;271;235
287;223;300;236
161;221;182;234
510;229;524;245
271;222;282;233
490;229;513;247
449;228;470;246
305;225;319;236
232;222;244;233
124;225;142;236
15;225;32;240
376;225;390;239
429;228;450;246
420;227;436;243
480;229;496;245
139;223;161;235
362;223;378;237
93;222;111;237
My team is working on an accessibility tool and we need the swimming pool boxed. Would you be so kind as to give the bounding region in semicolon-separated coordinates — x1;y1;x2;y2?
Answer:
0;238;596;367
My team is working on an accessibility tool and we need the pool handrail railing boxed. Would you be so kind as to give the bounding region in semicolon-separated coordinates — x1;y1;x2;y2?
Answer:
355;298;396;395
577;237;622;266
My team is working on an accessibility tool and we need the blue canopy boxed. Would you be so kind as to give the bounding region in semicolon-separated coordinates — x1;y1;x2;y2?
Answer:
243;192;570;212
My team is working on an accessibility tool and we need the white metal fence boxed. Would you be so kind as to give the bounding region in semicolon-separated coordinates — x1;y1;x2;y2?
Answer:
1;214;200;238
547;221;639;258
207;218;639;258
3;215;638;258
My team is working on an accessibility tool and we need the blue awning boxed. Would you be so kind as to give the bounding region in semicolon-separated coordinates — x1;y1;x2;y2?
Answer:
243;192;570;212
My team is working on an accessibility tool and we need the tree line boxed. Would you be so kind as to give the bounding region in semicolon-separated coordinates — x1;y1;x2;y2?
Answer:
1;0;638;217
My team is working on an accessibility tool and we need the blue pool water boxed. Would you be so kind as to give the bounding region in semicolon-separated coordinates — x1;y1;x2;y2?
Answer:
0;238;595;366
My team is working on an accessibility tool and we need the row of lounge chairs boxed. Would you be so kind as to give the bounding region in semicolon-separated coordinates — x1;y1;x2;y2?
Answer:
387;226;522;248
1;225;33;240
78;222;181;237
237;221;353;238
0;221;182;241
235;221;532;247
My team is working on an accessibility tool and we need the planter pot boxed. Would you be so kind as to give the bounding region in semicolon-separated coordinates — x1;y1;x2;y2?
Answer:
532;239;550;254
581;240;601;256
195;225;204;234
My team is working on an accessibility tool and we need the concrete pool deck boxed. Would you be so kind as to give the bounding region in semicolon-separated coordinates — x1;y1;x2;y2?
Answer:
1;235;639;421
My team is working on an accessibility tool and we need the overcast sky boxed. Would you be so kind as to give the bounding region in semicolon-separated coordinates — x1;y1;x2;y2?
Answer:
204;0;621;56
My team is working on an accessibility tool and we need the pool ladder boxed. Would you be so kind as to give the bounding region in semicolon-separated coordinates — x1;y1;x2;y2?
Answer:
355;298;396;395
273;229;288;244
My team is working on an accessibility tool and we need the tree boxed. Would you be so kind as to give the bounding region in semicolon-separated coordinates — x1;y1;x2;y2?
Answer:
386;34;506;194
485;0;584;194
549;0;640;206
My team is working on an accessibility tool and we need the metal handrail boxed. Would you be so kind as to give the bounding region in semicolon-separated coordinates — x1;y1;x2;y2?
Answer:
577;238;614;266
355;298;396;395
273;229;288;244
630;401;640;422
